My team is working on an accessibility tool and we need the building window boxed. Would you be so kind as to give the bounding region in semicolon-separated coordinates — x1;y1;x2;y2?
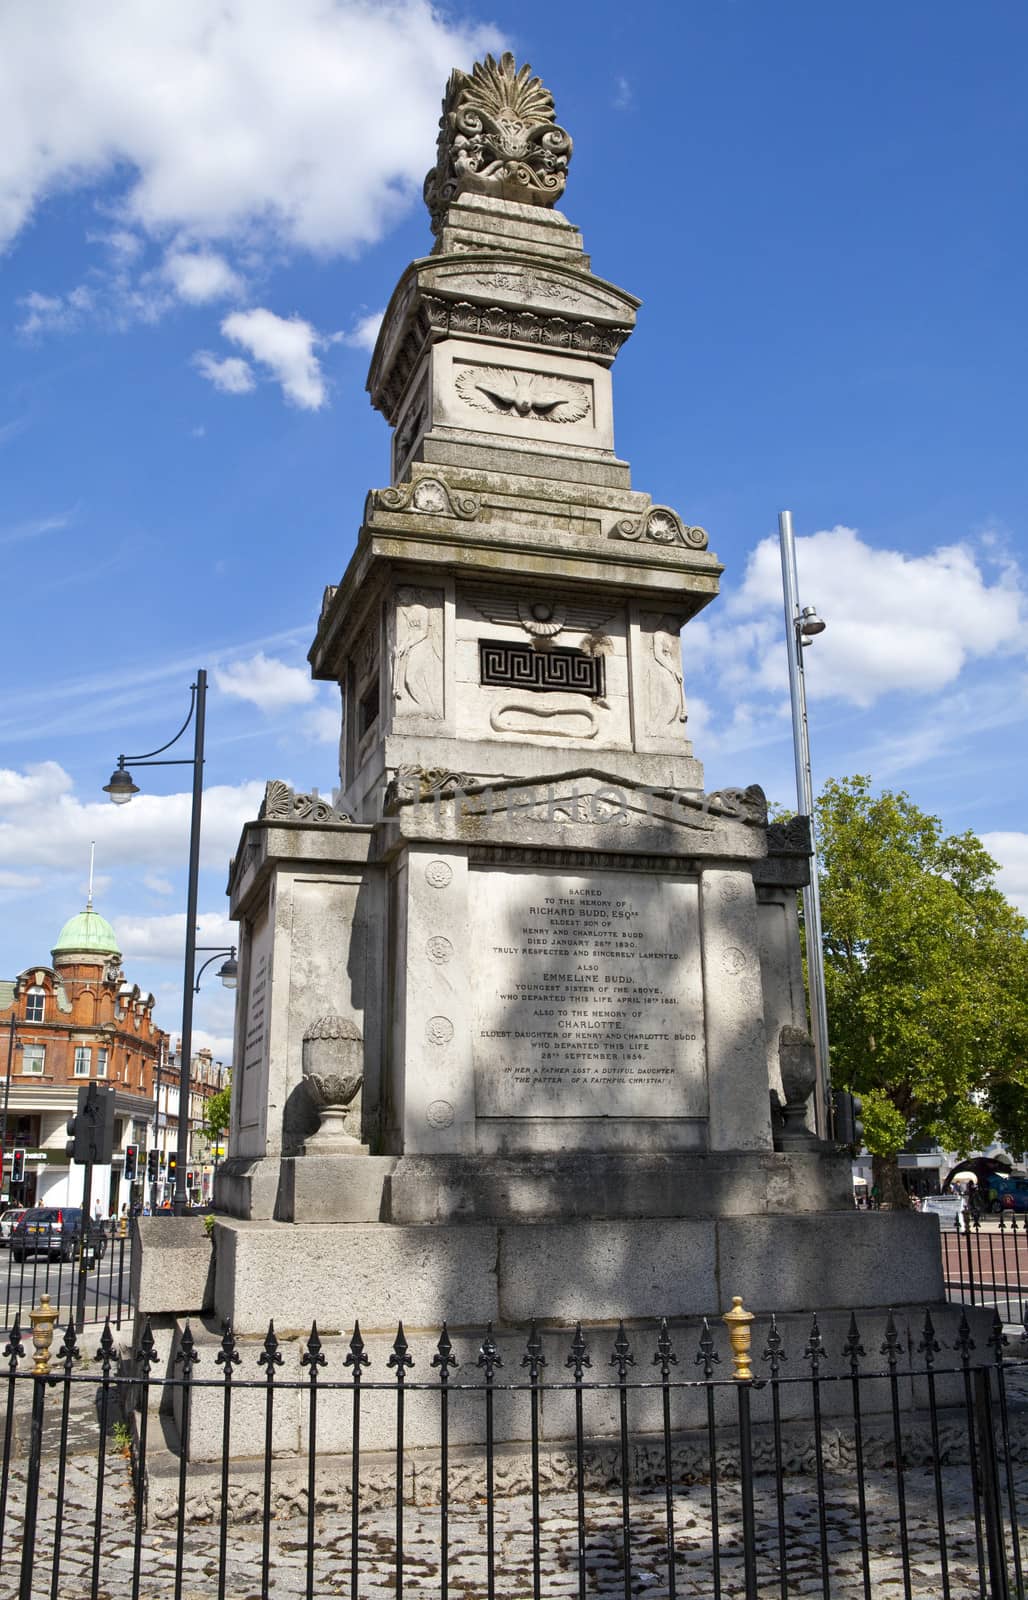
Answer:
74;1045;91;1077
21;1045;45;1076
25;986;46;1023
96;1048;109;1078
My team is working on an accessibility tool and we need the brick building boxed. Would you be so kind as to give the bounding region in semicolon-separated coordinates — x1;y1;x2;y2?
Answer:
0;898;168;1213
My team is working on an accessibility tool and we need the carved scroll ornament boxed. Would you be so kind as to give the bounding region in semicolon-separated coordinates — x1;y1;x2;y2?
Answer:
369;477;480;521
613;507;709;550
423;53;573;233
259;781;353;825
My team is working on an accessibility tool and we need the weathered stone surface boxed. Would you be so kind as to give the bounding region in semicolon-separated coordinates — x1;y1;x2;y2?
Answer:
278;1154;397;1223
716;1211;946;1312
387;1152;853;1224
130;1217;213;1316
212;1219;500;1333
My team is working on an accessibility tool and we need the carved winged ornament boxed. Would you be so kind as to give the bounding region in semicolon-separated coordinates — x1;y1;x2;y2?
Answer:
424;53;573;233
455;366;589;423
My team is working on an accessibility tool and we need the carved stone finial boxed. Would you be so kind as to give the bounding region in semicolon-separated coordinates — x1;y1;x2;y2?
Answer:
301;1014;366;1154
423;53;572;234
773;1024;821;1152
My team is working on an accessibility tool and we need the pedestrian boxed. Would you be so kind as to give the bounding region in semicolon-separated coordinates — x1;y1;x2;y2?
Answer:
93;1199;103;1222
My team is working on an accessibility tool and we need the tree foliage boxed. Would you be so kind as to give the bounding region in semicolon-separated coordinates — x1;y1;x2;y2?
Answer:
815;776;1028;1164
201;1082;232;1149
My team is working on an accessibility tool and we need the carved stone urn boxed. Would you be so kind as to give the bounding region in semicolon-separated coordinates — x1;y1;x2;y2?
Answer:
301;1014;367;1155
773;1024;820;1151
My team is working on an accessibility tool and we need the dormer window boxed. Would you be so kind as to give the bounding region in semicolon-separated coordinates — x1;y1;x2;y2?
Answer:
25;985;46;1023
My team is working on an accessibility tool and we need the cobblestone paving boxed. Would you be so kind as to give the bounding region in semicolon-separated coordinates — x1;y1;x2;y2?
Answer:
6;1455;1027;1598
3;1359;1026;1599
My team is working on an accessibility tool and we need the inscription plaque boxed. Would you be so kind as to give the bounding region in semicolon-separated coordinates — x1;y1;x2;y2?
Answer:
469;868;705;1119
239;909;272;1128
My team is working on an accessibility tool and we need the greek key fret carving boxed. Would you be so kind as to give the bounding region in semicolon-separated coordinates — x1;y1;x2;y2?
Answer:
479;640;604;696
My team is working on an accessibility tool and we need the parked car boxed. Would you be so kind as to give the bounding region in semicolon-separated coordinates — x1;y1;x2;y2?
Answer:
0;1207;26;1246
10;1207;108;1263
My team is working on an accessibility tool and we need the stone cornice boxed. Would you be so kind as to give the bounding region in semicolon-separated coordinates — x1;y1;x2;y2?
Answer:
367;255;638;422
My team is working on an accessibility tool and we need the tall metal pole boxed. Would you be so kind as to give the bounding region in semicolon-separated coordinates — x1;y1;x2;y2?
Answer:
2;1015;15;1148
1;1014;15;1198
778;512;831;1138
173;669;206;1215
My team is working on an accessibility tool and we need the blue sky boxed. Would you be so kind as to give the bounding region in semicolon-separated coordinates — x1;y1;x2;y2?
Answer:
2;0;1026;1060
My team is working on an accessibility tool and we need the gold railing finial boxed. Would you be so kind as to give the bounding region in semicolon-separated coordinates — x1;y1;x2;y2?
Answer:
29;1292;59;1376
722;1294;755;1382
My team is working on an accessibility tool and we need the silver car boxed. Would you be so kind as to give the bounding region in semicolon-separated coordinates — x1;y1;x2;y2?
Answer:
0;1207;27;1245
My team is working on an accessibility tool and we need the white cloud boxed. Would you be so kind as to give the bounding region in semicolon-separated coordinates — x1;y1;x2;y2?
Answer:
0;763;265;874
0;870;43;891
345;309;384;351
143;873;175;896
697;527;1026;710
17;285;93;335
191;1028;235;1064
214;652;316;711
117;910;234;964
0;2;504;267
302;703;341;744
981;831;1028;917
193;351;256;396
221;308;329;409
164;249;243;304
0;509;76;547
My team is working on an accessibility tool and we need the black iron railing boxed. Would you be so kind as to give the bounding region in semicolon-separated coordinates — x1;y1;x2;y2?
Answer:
1;1299;1025;1600
941;1210;1028;1326
1;1222;134;1332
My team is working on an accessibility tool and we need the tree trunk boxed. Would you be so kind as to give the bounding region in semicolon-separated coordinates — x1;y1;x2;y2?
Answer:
871;1152;910;1210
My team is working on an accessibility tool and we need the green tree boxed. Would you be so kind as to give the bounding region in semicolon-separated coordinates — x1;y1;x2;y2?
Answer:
201;1081;232;1154
814;776;1028;1206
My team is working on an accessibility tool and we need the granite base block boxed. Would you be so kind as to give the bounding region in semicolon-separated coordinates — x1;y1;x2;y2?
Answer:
387;1150;853;1223
129;1216;214;1316
198;1210;946;1337
277;1154;398;1222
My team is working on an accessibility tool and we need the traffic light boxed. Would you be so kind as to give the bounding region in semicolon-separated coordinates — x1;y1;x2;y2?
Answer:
65;1083;116;1165
167;1153;177;1182
833;1089;865;1149
124;1143;138;1182
11;1148;25;1184
147;1148;159;1183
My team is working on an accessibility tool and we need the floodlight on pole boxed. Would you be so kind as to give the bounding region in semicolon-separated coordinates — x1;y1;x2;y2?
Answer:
778;511;831;1139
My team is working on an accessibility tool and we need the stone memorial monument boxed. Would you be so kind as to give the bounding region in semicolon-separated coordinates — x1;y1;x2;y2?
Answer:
199;53;942;1345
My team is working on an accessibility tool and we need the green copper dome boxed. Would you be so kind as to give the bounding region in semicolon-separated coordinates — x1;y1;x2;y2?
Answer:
52;906;121;961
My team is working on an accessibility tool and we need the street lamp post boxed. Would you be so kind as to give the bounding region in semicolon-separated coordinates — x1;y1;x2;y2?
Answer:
105;670;206;1215
2;1015;20;1198
778;511;831;1140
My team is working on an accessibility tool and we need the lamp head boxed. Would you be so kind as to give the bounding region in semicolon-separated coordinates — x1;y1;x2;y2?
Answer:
103;765;140;805
218;950;239;991
799;605;826;637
